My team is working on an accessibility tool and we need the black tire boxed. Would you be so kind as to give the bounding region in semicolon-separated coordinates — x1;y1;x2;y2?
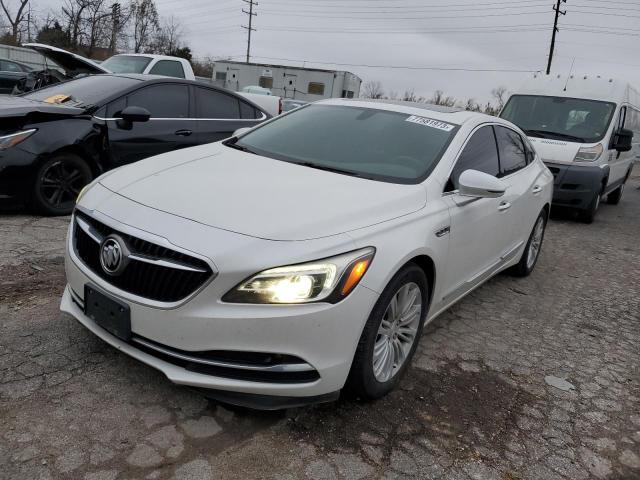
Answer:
31;154;92;216
346;264;428;400
579;191;601;224
509;210;548;277
607;183;625;205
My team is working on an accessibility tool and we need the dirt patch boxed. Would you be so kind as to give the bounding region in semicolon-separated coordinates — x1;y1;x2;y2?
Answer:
286;363;535;464
0;259;66;304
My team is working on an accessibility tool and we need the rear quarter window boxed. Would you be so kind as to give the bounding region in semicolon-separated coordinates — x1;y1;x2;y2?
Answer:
148;60;185;79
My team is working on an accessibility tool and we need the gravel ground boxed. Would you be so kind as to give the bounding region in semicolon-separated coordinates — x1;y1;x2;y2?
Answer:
0;173;639;480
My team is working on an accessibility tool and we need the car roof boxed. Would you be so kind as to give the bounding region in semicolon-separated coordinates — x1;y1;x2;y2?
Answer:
317;98;497;125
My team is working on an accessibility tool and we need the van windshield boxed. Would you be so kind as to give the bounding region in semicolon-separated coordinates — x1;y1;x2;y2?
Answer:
500;95;616;143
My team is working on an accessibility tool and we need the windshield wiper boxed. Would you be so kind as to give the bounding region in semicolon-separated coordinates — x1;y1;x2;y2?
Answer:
293;161;361;177
223;138;257;154
524;129;586;143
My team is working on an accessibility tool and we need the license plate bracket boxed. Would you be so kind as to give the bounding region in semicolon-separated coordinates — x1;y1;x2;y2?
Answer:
84;284;131;342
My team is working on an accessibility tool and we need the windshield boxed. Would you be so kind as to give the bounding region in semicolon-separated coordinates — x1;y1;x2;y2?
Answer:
102;55;152;74
233;104;458;183
23;75;141;107
501;95;616;143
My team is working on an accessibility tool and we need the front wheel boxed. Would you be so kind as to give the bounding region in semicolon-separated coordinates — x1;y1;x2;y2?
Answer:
509;211;547;277
579;192;601;224
346;264;428;399
31;154;92;216
607;183;625;205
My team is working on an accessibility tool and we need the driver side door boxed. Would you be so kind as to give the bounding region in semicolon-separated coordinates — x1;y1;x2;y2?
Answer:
440;125;516;305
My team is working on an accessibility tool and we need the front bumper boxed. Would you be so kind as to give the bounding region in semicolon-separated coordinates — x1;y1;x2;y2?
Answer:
61;223;379;403
544;161;607;210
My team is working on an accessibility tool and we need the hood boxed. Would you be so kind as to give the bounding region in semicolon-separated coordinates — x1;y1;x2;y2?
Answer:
99;145;427;241
527;136;585;166
0;95;85;119
23;43;108;76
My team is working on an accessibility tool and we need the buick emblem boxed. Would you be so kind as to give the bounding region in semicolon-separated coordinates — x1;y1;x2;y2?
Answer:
100;235;129;276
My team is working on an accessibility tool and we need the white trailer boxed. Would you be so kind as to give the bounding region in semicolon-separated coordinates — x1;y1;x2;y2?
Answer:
212;60;362;102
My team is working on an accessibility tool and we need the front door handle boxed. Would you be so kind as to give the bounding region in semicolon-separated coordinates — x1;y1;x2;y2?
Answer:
175;129;193;137
498;201;512;211
532;185;543;194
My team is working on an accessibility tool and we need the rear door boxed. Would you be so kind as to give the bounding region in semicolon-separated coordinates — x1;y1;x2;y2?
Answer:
193;86;264;144
441;125;515;304
107;83;196;165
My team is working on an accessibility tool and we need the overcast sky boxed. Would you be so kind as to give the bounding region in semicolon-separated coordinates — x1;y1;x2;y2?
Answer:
35;0;640;103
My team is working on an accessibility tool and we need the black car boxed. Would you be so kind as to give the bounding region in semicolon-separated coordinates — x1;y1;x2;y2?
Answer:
0;74;269;215
0;59;34;94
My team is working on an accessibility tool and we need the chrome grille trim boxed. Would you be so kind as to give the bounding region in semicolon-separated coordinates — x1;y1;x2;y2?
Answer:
131;337;316;373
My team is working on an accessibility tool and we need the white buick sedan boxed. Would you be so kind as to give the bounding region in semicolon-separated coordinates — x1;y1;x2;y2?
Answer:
61;99;553;409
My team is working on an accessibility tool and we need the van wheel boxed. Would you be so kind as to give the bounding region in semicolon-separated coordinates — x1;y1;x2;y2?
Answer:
509;210;547;277
31;154;92;216
607;183;625;205
580;192;600;224
346;264;428;400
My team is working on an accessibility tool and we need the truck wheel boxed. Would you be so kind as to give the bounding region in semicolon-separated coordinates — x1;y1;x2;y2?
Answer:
31;154;92;216
580;192;600;224
607;183;625;205
346;264;428;400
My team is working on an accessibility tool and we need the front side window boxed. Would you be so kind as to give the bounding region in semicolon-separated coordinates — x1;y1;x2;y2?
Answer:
127;84;188;118
448;126;500;190
495;126;527;176
1;60;21;72
234;105;458;183
195;87;240;119
149;60;185;79
500;95;616;143
101;55;152;74
308;82;325;95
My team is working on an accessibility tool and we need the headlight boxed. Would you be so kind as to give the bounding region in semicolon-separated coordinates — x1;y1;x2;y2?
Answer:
0;129;36;151
223;247;375;304
574;144;603;162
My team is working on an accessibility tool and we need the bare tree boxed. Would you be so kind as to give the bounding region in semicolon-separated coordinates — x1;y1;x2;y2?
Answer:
429;90;456;107
84;0;112;56
131;0;158;53
361;80;384;99
0;0;29;43
491;86;508;111
151;15;183;55
464;98;481;112
108;2;130;54
61;0;90;48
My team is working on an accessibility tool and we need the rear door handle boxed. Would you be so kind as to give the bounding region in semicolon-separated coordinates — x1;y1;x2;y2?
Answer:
175;129;193;137
498;201;512;211
532;185;543;194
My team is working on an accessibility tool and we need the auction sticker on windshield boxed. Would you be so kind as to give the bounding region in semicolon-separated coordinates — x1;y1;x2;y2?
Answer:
405;115;455;132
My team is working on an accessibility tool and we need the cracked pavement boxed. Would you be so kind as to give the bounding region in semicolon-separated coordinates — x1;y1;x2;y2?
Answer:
1;173;639;479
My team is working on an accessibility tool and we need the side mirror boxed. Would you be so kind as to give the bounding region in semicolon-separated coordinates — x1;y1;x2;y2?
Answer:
233;127;251;138
120;106;151;123
458;170;506;198
613;128;633;153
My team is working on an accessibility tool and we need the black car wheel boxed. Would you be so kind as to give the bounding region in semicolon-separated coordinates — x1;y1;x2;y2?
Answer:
32;154;92;216
346;264;428;399
607;183;625;205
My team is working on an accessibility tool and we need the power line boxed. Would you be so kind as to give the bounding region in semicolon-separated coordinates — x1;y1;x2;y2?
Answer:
241;0;257;63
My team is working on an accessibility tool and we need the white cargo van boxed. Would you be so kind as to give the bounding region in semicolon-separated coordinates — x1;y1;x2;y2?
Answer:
501;75;638;222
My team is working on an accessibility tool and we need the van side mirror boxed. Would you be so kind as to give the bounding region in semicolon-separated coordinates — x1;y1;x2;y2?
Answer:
458;170;506;198
613;128;633;153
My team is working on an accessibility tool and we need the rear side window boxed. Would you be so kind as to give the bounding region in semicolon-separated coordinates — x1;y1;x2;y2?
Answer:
149;60;185;79
448;126;500;190
495;126;527;176
127;84;189;118
195;87;241;119
240;100;261;119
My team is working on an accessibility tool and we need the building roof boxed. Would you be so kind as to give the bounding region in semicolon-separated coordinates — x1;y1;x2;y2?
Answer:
214;60;360;79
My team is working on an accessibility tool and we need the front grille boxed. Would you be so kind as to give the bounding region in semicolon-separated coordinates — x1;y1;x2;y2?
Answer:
73;212;213;303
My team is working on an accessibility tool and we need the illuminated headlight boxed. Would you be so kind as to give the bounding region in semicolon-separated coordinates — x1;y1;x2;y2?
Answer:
574;144;603;163
223;247;375;304
0;129;36;151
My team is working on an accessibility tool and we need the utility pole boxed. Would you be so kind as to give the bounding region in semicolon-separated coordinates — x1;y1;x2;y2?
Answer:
242;0;257;63
546;0;567;75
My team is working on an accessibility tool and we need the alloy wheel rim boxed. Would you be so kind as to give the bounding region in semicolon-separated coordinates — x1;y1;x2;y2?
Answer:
40;161;87;209
373;282;422;382
526;217;545;269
